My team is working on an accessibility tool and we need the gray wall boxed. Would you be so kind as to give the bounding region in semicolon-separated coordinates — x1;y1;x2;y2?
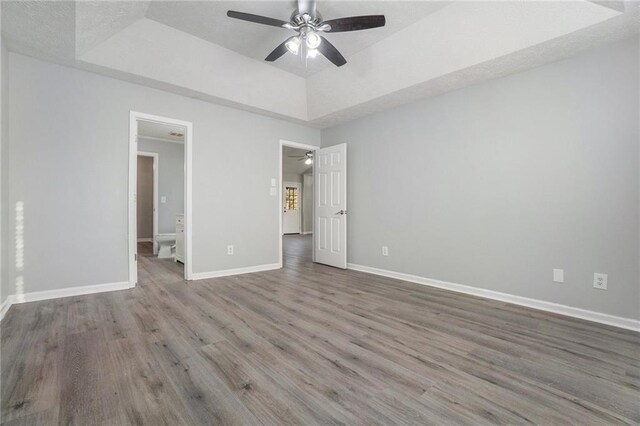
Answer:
322;36;639;320
138;138;185;234
136;156;153;239
282;173;302;184
1;34;9;306
5;53;319;296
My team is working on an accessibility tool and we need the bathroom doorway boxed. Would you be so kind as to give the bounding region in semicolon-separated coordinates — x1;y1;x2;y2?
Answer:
129;112;192;286
136;152;158;253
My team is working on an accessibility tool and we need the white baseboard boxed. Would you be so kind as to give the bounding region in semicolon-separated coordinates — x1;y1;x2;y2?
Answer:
347;263;640;332
191;263;281;280
0;281;133;322
137;238;153;242
0;297;12;321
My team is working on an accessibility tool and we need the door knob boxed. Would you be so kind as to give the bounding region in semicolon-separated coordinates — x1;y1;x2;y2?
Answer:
335;209;347;215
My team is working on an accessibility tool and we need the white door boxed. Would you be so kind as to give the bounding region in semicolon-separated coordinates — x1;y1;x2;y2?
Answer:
314;143;347;268
282;182;301;234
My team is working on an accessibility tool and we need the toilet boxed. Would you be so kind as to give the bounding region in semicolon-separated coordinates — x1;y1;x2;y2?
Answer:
156;233;176;259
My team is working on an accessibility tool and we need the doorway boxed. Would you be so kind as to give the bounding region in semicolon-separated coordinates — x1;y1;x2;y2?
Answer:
283;182;302;234
129;112;193;286
280;141;317;267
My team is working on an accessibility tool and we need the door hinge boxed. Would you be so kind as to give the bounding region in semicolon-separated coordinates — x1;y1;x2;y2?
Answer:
134;253;137;261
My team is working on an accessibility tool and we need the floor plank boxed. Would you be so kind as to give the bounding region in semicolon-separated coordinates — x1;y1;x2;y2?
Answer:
1;235;639;425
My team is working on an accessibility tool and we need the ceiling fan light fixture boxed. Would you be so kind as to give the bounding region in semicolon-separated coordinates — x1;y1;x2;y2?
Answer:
305;31;322;49
227;2;386;68
285;36;301;55
305;158;313;165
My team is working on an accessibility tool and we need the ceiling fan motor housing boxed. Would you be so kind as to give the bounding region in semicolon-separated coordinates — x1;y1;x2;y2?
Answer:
291;10;322;27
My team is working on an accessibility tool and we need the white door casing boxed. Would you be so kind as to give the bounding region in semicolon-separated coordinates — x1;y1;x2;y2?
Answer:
283;182;302;234
314;143;347;269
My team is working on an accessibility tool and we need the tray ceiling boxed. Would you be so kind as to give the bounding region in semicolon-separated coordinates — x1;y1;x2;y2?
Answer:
2;1;637;127
145;1;450;77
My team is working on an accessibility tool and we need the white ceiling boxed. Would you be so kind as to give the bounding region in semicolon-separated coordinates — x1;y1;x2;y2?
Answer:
138;120;186;144
2;1;638;128
283;146;313;175
145;1;450;77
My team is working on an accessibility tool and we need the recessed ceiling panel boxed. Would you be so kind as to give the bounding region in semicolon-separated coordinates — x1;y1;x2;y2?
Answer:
75;1;151;56
144;1;450;76
2;0;636;128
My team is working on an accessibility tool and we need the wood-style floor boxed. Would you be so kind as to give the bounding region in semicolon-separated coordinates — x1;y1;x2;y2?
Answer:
2;235;639;425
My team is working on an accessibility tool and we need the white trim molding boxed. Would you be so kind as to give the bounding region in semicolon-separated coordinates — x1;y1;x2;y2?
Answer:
137;238;153;243
0;281;133;321
192;263;281;280
0;297;12;321
347;263;640;332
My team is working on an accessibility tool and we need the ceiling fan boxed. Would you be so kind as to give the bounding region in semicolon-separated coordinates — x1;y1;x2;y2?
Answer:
227;0;386;67
289;151;314;165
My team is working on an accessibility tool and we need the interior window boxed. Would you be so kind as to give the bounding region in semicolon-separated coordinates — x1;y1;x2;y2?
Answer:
285;187;298;210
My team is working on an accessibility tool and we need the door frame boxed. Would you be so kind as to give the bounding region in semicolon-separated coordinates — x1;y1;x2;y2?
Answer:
282;181;302;235
136;151;159;254
279;139;318;267
129;111;193;286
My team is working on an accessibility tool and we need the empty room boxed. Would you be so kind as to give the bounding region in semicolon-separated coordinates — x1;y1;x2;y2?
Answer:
0;0;638;424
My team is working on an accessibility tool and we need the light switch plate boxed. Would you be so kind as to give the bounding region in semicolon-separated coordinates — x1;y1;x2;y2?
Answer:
553;269;564;283
270;187;277;196
161;196;167;203
271;178;276;187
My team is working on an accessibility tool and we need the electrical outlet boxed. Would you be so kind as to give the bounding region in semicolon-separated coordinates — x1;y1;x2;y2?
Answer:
382;246;389;256
553;269;564;283
593;273;607;290
227;245;234;255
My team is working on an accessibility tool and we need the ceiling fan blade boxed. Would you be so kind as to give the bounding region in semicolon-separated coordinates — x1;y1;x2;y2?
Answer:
318;36;347;67
227;10;290;28
297;0;317;18
323;15;386;32
265;38;293;62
